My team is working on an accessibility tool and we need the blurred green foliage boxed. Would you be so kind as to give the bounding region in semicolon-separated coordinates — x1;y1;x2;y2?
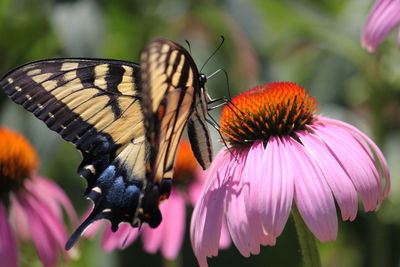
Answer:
1;0;400;266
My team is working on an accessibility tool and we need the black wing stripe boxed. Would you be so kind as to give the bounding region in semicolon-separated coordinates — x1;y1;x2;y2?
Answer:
176;54;190;89
1;59;140;150
2;71;106;152
187;112;213;170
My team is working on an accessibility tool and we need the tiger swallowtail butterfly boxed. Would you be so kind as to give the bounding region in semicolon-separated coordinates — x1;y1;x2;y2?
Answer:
0;38;214;249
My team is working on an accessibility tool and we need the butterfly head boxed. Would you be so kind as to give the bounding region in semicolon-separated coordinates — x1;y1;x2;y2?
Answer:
199;73;207;87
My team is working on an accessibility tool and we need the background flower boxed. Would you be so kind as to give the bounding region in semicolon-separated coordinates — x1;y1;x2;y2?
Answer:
190;82;390;266
362;0;400;52
0;127;77;267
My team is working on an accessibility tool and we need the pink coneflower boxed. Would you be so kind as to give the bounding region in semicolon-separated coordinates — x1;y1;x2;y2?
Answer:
0;127;77;267
84;140;230;259
362;0;400;52
190;82;390;266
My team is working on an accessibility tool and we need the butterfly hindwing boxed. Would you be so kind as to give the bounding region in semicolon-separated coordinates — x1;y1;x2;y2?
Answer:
187;90;213;170
0;59;148;248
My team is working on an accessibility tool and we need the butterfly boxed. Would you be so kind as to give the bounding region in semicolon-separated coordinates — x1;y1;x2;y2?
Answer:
0;38;214;249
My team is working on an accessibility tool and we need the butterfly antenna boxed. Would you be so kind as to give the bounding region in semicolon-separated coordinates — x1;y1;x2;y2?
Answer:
185;40;192;55
200;35;225;73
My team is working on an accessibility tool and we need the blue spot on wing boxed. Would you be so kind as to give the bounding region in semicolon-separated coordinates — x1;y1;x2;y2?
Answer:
66;164;143;250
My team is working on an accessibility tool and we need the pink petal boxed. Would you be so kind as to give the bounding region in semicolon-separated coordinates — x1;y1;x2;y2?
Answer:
318;117;390;199
102;224;139;252
243;141;273;247
225;148;261;256
256;138;294;240
23;193;68;251
188;170;207;205
311;119;382;211
285;137;338;242
18;195;59;267
188;171;232;250
298;131;358;221
26;175;78;224
218;218;231;249
10;195;31;241
190;150;231;267
0;203;18;267
361;0;400;52
160;189;186;259
142;224;164;254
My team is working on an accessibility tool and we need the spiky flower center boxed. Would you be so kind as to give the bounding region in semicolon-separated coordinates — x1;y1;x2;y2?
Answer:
0;127;38;198
220;82;318;147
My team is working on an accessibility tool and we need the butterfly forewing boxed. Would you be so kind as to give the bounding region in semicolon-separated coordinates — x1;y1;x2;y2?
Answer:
139;39;207;227
140;39;200;182
0;58;148;249
1;59;141;146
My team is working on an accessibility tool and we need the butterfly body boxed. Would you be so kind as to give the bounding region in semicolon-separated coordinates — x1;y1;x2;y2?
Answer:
0;39;215;249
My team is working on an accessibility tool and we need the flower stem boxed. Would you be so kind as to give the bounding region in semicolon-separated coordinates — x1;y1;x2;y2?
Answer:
292;205;322;267
163;256;181;267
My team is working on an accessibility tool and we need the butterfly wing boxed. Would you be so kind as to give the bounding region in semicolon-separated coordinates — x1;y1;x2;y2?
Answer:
0;59;148;248
139;39;203;226
187;89;213;170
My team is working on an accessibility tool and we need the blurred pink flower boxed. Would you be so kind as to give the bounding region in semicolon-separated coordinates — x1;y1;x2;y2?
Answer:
190;82;390;266
362;0;400;52
0;127;77;267
84;141;230;259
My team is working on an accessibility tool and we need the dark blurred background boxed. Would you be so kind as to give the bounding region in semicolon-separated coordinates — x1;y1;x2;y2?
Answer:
1;0;400;266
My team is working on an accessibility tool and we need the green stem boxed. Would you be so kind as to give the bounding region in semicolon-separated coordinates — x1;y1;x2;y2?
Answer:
163;256;181;267
292;205;322;267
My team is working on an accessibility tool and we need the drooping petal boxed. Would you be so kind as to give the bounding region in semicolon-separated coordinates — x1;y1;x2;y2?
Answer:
299;131;358;221
187;170;207;205
160;189;186;259
142;189;186;259
142;224;163;254
311;121;381;211
102;224;139;252
285;137;338;242
18;195;59;267
25;175;78;224
190;150;231;267
225;147;260;256
0;203;18;267
318;117;390;199
258;137;294;240
244;141;274;247
188;169;232;250
361;0;400;52
10;195;31;241
25;192;68;251
219;218;232;249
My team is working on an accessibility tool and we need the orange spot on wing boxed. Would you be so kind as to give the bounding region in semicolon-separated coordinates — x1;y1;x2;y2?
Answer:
157;105;165;121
